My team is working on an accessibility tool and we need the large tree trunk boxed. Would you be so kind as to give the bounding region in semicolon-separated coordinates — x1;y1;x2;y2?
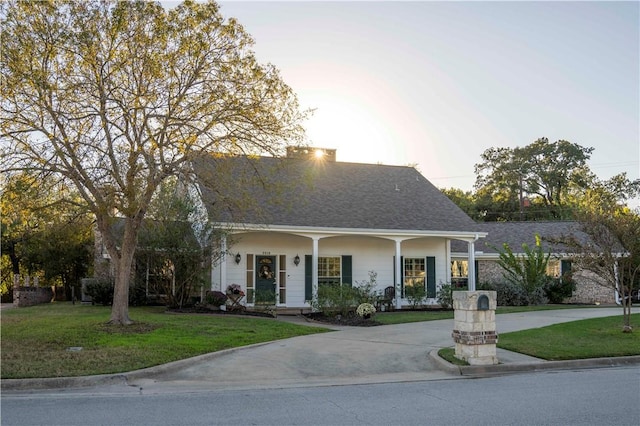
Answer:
109;219;139;325
8;242;20;275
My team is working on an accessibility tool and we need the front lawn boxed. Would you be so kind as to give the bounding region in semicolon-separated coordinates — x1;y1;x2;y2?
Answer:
1;303;329;379
375;304;597;325
497;314;640;360
2;303;637;380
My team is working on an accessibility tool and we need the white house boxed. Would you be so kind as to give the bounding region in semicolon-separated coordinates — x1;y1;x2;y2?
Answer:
96;149;621;308
192;148;486;311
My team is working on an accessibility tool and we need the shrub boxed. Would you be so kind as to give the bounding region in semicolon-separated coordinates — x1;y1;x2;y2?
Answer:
479;281;529;306
494;234;552;302
205;290;227;306
85;278;152;306
405;284;426;309
354;271;379;305
544;274;576;304
128;280;148;306
314;283;360;317
84;278;114;306
529;286;549;305
437;283;453;309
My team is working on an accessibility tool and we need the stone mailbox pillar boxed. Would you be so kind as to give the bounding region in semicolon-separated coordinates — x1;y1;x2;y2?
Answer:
452;291;498;365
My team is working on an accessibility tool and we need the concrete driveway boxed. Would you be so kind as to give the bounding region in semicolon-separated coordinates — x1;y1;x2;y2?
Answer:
124;307;639;392
3;307;639;393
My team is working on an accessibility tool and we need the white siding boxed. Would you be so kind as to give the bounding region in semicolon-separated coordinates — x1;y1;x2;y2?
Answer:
211;231;450;308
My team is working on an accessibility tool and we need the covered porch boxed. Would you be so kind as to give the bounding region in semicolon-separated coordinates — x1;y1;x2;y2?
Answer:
211;224;485;310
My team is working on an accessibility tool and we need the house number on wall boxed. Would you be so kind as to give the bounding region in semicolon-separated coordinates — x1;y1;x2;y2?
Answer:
262;252;271;255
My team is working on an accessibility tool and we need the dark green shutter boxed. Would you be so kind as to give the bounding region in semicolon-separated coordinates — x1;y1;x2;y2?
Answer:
393;256;396;295
342;255;352;285
305;255;312;301
400;256;404;296
475;260;479;286
561;260;572;275
426;256;436;298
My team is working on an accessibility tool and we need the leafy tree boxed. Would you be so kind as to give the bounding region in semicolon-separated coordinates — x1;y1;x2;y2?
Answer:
473;184;521;222
134;177;221;308
1;0;306;324
494;234;551;305
440;188;481;220
557;210;640;333
474;138;594;220
565;172;640;217
1;256;13;302
1;172;92;300
0;172;50;277
22;216;92;300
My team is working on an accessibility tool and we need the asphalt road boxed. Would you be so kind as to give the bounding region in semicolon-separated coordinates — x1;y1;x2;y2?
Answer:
2;366;638;425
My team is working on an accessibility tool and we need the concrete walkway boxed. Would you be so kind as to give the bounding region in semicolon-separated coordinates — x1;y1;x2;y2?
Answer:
2;307;639;393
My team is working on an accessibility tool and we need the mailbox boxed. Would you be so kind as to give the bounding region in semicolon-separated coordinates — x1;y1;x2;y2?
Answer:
477;294;490;310
452;291;498;365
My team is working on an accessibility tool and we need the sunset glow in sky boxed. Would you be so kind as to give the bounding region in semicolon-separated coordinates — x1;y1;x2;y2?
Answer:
170;1;640;204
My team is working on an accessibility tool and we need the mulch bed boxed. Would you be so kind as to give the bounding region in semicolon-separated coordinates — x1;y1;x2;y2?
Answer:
168;306;382;326
167;305;275;318
303;312;383;327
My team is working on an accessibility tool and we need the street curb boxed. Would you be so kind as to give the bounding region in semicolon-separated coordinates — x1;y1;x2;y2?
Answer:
1;342;272;392
6;349;639;392
428;349;640;377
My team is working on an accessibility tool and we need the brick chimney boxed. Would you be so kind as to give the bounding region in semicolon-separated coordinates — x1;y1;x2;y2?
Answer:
286;146;336;162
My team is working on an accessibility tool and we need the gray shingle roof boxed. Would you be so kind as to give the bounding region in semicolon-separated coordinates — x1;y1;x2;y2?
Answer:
450;221;590;254
194;155;479;232
109;218;199;249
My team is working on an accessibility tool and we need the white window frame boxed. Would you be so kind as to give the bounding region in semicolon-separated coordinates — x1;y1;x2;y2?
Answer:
403;257;425;297
318;256;341;286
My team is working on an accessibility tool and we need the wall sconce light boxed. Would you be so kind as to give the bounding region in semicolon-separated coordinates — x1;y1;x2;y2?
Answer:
235;253;241;265
293;254;300;267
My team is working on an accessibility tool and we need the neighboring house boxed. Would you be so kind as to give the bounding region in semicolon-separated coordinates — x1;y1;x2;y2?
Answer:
450;221;619;304
191;148;486;310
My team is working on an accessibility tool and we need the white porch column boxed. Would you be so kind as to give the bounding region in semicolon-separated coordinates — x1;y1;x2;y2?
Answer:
218;235;227;292
395;239;402;310
467;239;476;291
312;236;320;306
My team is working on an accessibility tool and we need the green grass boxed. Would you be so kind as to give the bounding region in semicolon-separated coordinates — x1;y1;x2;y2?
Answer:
437;347;469;366
375;304;596;325
1;303;329;379
376;310;453;324
497;314;640;360
2;303;637;379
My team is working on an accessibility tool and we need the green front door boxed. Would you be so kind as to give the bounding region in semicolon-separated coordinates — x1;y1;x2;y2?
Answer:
255;255;276;304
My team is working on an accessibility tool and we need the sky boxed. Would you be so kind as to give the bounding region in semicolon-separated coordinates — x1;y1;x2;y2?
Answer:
170;1;639;205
